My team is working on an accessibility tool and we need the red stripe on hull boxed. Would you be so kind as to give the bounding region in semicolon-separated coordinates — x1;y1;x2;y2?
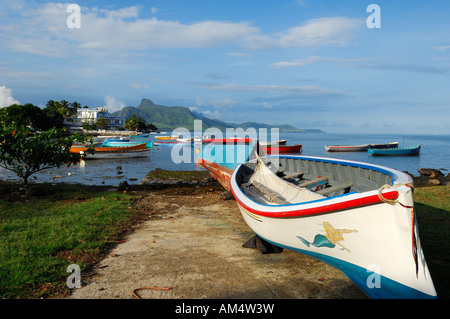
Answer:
231;187;399;218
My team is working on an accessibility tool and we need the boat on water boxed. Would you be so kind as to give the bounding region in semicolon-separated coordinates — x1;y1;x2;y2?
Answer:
102;141;153;149
70;142;150;159
369;142;399;149
261;144;302;154
325;144;370;152
130;134;149;138
155;135;180;140
80;148;151;159
259;139;287;146
368;145;421;156
154;140;193;146
104;138;130;142
196;138;258;189
227;153;437;299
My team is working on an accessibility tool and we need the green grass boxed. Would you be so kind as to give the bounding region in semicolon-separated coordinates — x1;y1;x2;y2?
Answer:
414;185;450;299
0;182;448;299
0;184;137;299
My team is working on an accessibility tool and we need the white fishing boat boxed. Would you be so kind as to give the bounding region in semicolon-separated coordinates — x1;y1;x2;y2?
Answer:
79;148;151;159
229;153;437;299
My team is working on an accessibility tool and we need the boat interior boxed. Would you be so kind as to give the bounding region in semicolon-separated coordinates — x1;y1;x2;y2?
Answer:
236;155;395;204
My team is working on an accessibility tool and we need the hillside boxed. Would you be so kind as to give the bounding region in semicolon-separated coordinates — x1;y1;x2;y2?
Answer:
113;98;320;133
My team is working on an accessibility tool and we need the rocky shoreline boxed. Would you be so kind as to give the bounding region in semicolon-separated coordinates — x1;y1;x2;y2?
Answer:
406;168;449;187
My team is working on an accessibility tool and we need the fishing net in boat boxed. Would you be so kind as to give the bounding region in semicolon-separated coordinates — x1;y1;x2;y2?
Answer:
240;155;325;205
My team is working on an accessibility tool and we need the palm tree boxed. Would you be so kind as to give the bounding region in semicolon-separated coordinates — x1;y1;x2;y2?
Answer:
96;117;108;130
70;101;81;117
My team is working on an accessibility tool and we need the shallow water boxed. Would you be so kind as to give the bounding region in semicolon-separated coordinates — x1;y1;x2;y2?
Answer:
0;133;448;186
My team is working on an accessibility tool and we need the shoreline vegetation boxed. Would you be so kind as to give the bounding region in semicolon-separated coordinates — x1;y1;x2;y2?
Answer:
0;170;448;299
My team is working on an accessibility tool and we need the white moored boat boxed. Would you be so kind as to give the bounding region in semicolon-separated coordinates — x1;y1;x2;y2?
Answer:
229;154;438;299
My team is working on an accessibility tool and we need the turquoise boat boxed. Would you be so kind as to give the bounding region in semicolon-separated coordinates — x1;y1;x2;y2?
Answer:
130;134;149;138
368;145;421;156
196;138;258;189
103;141;153;149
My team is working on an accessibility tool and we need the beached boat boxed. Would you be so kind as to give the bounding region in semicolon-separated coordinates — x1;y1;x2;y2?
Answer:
369;142;399;149
325;144;370;152
70;142;149;159
196;138;258;189
368;145;421;156
261;144;302;154
228;154;437;299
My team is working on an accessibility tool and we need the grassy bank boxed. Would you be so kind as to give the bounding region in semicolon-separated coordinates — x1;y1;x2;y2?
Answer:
0;180;448;299
413;185;450;298
0;183;141;299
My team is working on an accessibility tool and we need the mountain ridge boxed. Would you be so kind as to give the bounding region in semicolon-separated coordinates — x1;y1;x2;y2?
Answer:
112;98;323;133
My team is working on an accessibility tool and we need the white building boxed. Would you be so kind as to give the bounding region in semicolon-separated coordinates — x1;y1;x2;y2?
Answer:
64;107;127;132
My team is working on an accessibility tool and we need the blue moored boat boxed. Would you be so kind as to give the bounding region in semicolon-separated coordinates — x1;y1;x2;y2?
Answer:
103;140;153;149
368;145;421;156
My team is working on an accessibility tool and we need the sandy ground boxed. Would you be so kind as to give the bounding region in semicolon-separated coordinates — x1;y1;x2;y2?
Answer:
65;182;366;300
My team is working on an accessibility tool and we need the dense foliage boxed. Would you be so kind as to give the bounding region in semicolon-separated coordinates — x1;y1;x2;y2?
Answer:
0;103;92;186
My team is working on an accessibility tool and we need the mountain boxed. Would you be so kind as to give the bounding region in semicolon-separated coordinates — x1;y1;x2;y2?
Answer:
112;98;321;133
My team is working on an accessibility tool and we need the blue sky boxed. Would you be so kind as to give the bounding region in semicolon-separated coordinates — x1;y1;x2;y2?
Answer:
0;0;449;134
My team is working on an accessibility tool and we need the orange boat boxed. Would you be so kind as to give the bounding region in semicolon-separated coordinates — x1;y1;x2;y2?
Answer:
70;142;147;154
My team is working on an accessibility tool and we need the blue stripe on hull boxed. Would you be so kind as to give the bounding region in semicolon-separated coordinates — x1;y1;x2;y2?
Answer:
256;235;437;299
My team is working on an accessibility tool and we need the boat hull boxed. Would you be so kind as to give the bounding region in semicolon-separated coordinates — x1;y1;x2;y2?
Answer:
196;138;258;190
325;144;369;152
103;141;153;149
70;142;147;153
230;155;437;299
369;142;399;149
80;148;151;159
368;145;421;156
261;144;302;154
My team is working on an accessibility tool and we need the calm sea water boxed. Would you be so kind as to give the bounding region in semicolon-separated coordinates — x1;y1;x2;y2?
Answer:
1;133;448;186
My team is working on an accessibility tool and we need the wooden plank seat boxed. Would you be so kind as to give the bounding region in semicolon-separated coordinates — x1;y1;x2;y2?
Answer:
282;170;305;180
298;176;329;191
316;182;353;196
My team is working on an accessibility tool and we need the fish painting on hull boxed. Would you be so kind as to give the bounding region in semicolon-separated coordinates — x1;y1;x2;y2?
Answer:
297;222;358;252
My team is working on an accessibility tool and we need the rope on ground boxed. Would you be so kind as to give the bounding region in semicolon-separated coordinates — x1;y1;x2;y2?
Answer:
132;286;171;299
377;182;413;205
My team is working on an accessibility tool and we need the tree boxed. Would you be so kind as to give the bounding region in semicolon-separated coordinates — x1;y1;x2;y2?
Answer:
123;114;147;131
69;101;81;117
96;117;108;130
147;123;158;131
0;104;93;187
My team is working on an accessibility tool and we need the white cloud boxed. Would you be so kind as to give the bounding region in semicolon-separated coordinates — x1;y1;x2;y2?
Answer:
0;85;19;108
270;56;378;68
201;82;340;96
103;95;125;113
0;3;362;58
244;17;362;50
196;97;238;109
